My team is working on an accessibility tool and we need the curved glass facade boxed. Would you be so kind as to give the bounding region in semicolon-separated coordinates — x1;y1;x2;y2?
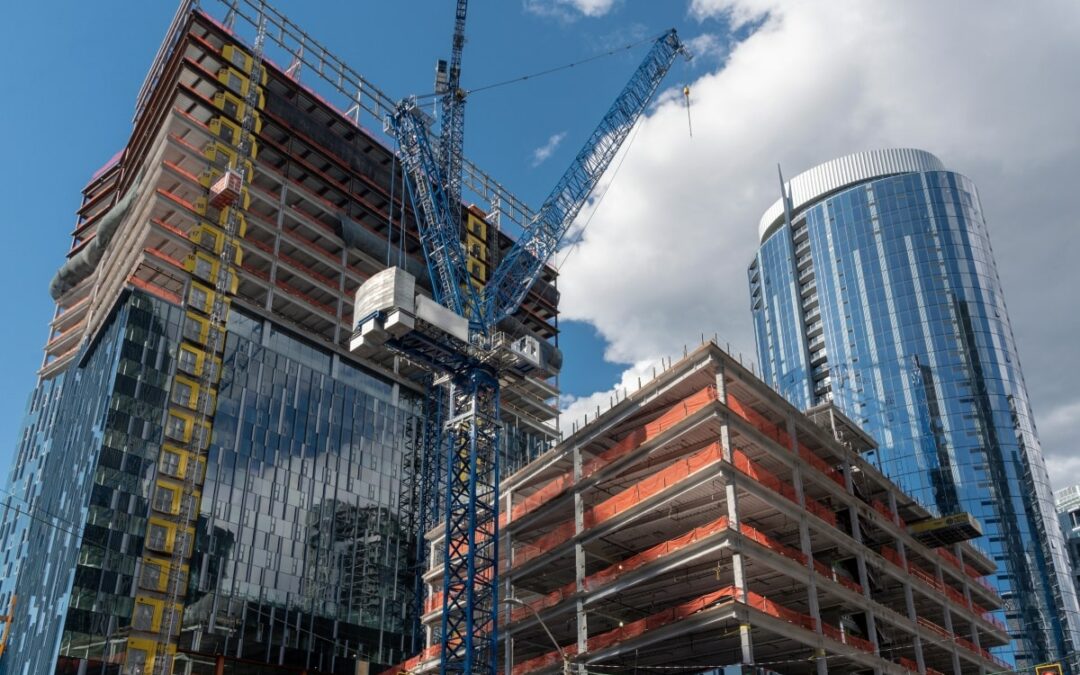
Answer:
749;158;1080;670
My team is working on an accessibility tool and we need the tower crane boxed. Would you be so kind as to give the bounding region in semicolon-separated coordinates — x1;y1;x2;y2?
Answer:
351;4;689;673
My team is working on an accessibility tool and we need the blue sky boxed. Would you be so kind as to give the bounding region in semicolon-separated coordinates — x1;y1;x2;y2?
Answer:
0;1;731;476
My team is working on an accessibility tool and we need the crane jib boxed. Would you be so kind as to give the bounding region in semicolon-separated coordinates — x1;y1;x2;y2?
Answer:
481;29;688;329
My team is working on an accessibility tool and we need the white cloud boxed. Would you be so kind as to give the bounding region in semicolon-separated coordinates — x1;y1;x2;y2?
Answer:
684;33;729;63
524;0;619;20
531;131;567;167
559;359;659;432
556;0;1080;489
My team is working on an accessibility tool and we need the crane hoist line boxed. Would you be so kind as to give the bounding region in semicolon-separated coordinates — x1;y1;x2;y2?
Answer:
352;3;690;674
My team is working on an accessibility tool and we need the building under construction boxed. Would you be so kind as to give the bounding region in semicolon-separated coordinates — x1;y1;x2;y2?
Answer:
395;342;1011;675
0;2;558;674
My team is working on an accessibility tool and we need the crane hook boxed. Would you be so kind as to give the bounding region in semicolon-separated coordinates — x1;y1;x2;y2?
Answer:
683;85;693;138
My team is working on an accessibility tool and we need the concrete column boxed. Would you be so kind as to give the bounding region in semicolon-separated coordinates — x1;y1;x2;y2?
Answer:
266;182;288;311
573;444;588;671
896;540;926;675
717;363;752;666
788;417;827;675
935;562;963;675
848;506;882;674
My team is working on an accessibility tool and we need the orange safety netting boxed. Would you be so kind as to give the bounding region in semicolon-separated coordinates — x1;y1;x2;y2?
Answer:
510;515;865;625
587;586;740;654
881;546;1004;629
916;616;1008;668
726;395;847;489
512;584;883;674
926;668;947;675
512;442;841;570
871;499;906;527
897;656;919;673
504;387;719;527
511;643;579;675
821;623;875;654
425;565;497;615
731;449;838;525
513;441;726;568
382;645;439;675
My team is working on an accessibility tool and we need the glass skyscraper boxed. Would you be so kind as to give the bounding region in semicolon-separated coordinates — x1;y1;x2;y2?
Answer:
0;2;559;673
748;148;1080;670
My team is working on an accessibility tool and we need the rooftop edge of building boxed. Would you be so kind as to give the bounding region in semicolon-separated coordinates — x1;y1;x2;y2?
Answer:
758;148;946;242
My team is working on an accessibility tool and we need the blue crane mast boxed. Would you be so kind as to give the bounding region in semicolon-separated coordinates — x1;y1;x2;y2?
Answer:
354;11;688;675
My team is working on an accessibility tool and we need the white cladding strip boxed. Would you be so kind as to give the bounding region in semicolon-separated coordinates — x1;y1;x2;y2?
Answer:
758;148;945;241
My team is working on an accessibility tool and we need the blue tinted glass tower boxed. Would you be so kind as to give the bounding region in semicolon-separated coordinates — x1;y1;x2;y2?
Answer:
749;148;1080;670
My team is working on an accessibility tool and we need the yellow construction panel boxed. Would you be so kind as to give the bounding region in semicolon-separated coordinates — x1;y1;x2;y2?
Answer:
216;207;248;238
183;311;211;345
214;89;264;121
468;259;487;283
190;224;223;254
186;281;216;315
216;66;267;98
466;234;488;263
161;444;205;483
171;373;200;409
125;637;161;672
222;44;253;73
145;517;195;556
466;212;488;240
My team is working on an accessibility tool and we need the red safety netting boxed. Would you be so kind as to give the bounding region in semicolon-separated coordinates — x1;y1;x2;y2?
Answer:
513;585;877;674
511;643;579;675
881;546;907;570
504;387;719;527
915;616;1008;667
510;513;863;625
513;441;726;568
586;586;740;654
726;395;846;489
821;622;876;654
872;499;906;527
732;449;838;525
972;601;1008;633
898;656;919;673
382;645;439;675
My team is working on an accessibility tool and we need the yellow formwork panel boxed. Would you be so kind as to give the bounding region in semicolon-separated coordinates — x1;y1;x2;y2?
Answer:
145;517;195;556
183;311;212;345
137;555;186;593
468;259;487;283
466;234;488;263
216;207;248;238
161;443;206;483
186;281;217;315
190;224;224;254
216;66;267;98
467;212;488;240
213;90;265;122
170;373;201;409
164;408;195;444
125;637;165;672
222;44;253;73
209;115;262;146
151;476;199;517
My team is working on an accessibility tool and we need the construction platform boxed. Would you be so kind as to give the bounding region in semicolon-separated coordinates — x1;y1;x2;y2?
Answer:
396;342;1010;675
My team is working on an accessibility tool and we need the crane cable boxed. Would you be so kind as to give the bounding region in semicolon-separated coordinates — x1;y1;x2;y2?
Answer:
413;31;669;100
